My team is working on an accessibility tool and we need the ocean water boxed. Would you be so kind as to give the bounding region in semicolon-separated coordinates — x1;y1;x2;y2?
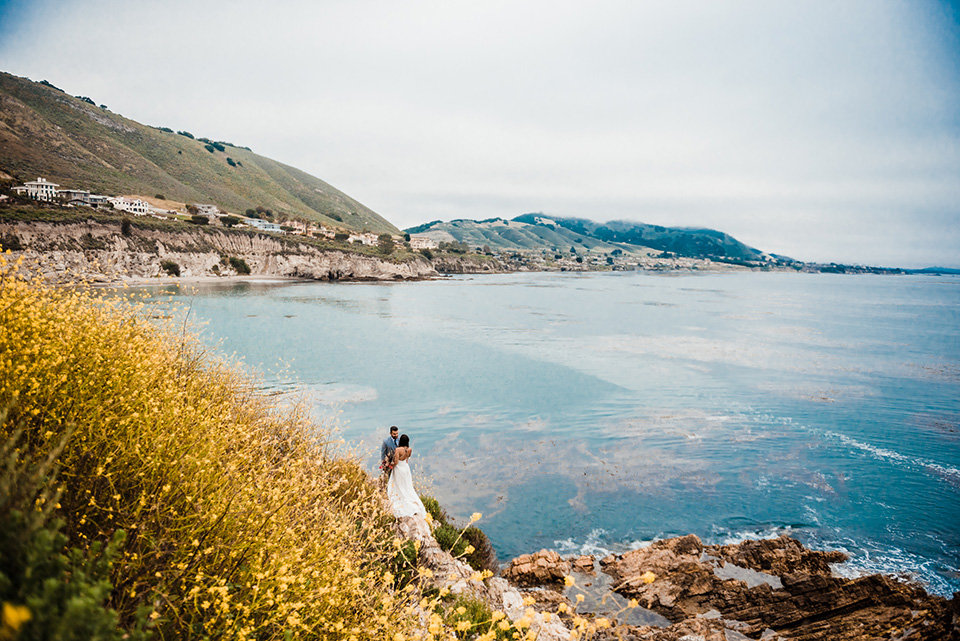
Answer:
136;271;960;595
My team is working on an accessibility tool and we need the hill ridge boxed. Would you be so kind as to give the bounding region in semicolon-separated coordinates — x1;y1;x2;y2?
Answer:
406;213;773;263
0;71;398;233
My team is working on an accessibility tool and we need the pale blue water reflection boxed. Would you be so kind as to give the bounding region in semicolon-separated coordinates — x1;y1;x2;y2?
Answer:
138;272;960;595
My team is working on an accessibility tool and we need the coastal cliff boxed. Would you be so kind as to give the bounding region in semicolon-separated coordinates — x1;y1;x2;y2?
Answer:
1;219;438;282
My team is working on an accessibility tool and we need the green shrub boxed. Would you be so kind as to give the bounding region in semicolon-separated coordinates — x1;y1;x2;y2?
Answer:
0;427;152;641
176;131;194;139
440;595;512;640
391;540;419;590
420;248;433;260
378;234;395;255
121;219;133;237
188;214;208;225
419;496;497;573
203;144;215;153
159;259;180;276
462;526;498;573
228;256;251;274
220;215;240;228
433;523;468;557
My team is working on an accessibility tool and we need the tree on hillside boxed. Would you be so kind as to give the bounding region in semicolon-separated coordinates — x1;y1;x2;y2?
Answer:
221;216;241;228
378;234;395;254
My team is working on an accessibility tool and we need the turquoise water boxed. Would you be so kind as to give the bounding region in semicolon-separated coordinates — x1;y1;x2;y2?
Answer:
138;272;960;595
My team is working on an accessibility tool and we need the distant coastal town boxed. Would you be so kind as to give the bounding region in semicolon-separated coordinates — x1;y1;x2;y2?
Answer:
7;175;440;250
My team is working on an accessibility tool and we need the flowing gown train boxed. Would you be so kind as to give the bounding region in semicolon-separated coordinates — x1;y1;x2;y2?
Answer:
387;459;427;518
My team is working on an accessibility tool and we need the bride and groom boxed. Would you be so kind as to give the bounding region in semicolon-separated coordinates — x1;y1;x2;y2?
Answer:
380;425;427;518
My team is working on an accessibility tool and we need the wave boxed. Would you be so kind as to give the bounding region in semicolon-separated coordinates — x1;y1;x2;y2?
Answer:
825;431;960;489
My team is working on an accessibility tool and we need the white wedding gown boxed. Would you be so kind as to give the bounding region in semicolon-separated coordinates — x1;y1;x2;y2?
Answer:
387;459;427;518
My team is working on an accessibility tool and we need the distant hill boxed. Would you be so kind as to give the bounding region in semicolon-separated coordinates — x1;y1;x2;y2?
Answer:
407;214;770;262
0;72;397;233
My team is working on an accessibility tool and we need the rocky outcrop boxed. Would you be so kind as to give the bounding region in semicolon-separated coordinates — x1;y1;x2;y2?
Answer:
502;549;571;586
431;254;507;274
491;534;958;640
705;535;848;577
1;220;438;282
597;534;959;640
393;516;570;641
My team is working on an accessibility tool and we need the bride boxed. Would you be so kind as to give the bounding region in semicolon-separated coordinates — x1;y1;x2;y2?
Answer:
387;434;427;518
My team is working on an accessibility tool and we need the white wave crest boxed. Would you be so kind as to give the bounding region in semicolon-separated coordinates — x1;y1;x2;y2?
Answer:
826;431;960;488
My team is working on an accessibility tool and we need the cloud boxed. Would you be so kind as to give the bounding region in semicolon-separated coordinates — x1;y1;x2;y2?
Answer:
1;0;957;266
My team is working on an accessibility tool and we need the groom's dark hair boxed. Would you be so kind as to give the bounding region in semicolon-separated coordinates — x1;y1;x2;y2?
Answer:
389;425;398;434
398;434;410;447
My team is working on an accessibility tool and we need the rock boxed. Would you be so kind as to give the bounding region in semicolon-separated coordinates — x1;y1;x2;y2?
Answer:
599;535;960;641
703;534;847;577
502;549;572;586
393;515;570;641
570;554;597;574
1;220;441;283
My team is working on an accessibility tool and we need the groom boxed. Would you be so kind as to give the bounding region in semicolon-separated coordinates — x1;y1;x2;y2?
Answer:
379;425;399;485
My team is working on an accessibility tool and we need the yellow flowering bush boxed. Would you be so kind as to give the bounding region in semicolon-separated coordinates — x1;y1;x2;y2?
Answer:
0;256;413;640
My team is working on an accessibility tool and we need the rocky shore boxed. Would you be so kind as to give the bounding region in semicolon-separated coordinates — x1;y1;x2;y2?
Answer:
500;536;959;640
0;219;455;283
401;512;959;641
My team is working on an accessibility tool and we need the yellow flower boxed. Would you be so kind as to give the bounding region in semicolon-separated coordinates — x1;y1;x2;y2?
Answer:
456;606;466;615
522;595;536;606
596;617;610;629
464;544;475;555
491;611;505;622
498;620;511;631
2;603;32;634
470;512;482;522
641;571;656;584
628;598;639;608
563;575;575;587
439;587;450;597
456;621;471;631
575;594;584;604
557;602;568;613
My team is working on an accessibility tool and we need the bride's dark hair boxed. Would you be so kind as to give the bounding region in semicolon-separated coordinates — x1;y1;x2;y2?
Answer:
398;434;410;447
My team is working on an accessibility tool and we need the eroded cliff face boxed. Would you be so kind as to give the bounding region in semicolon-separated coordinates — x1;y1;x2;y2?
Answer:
0;220;438;283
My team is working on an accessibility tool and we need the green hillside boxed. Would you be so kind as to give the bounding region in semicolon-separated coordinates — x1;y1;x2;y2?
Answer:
407;214;770;262
0;72;397;233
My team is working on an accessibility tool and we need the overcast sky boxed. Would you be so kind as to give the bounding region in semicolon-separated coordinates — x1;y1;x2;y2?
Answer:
1;0;958;267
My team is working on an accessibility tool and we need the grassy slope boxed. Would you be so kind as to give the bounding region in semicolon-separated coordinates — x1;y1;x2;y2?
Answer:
415;218;628;253
0;72;397;233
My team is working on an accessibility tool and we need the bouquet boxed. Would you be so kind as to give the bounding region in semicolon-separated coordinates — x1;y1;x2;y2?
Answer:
379;456;395;474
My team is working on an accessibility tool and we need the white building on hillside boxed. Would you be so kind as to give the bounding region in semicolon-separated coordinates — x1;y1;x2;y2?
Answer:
110;197;150;216
195;204;220;216
409;235;439;250
348;232;380;246
58;188;90;204
24;177;59;201
246;218;283;233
